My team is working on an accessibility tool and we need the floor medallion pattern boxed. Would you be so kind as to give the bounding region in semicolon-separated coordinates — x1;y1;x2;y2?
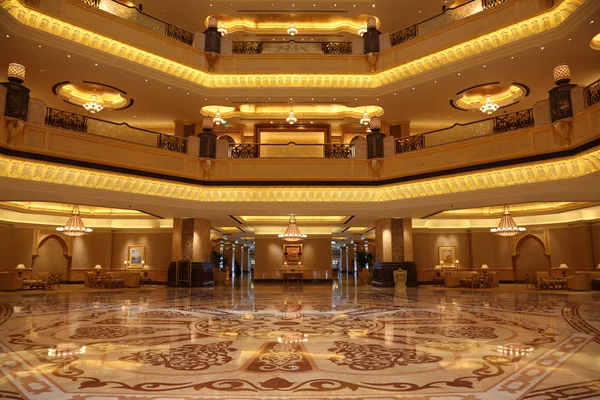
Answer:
0;281;597;399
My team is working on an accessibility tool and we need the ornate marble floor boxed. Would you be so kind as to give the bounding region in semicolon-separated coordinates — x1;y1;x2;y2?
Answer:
0;279;599;399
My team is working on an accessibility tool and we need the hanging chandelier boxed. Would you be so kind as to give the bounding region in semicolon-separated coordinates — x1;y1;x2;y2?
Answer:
287;23;298;36
218;22;228;36
357;24;367;36
286;110;297;124
56;205;93;236
279;214;307;241
213;110;225;125
490;206;525;236
359;110;370;126
479;95;499;115
83;94;103;114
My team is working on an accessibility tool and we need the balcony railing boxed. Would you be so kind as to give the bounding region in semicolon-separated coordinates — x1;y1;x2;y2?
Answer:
396;134;424;154
585;79;600;108
232;41;352;55
157;133;186;153
493;109;534;133
229;143;355;159
45;108;87;132
396;109;535;154
389;0;511;48
73;0;194;46
44;108;186;153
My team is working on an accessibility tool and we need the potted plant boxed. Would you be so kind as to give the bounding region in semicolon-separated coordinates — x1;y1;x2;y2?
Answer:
356;251;373;272
210;251;224;270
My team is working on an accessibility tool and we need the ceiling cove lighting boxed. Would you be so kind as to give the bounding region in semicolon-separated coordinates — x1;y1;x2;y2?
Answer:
490;206;525;237
82;94;103;114
56;205;93;236
287;23;298;36
279;214;307;241
479;95;500;115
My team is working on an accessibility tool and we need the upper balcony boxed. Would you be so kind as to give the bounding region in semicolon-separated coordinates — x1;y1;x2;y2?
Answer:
0;0;585;86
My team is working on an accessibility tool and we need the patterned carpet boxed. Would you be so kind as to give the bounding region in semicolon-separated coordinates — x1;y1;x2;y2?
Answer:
0;280;598;399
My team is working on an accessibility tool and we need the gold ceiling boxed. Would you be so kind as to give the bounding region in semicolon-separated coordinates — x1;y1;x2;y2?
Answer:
452;82;528;112
201;105;383;119
53;82;132;110
0;201;151;218
432;202;598;218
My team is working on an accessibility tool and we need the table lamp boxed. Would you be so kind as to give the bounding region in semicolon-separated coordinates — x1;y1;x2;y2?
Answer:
15;264;25;278
94;264;102;276
142;264;149;277
434;265;442;277
558;263;569;277
481;264;489;275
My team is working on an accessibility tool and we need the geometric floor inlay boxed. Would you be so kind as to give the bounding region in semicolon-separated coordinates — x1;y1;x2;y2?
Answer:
0;279;598;399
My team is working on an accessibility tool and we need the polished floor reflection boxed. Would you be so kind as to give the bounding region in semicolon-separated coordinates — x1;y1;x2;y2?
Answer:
0;278;599;399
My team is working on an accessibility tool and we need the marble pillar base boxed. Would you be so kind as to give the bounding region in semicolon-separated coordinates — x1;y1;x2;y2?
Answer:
372;262;417;287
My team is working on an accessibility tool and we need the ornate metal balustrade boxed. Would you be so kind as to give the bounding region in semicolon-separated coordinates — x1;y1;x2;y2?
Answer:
157;133;187;153
390;25;418;47
321;42;352;55
165;23;194;46
585;79;600;107
45;108;88;132
77;0;100;7
493;109;534;133
233;42;262;54
229;144;259;158
324;144;354;158
396;135;425;154
482;0;508;9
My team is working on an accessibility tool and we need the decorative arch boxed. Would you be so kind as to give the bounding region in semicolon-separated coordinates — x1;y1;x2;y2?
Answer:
512;233;551;279
350;135;366;144
32;229;73;260
217;135;235;144
37;234;70;259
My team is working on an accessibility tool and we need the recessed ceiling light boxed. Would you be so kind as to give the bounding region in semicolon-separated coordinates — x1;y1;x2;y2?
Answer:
204;98;207;100
333;98;336;100
225;98;228;100
313;3;315;6
353;4;356;7
67;54;71;57
591;20;594;24
168;86;171;89
419;10;422;13
483;65;486;68
268;97;271;100
145;79;148;82
568;38;572;41
511;56;514;59
270;121;273;124
38;45;41;48
311;97;314;100
540;46;545;50
372;4;375;7
310;121;313;124
354;98;357;100
94;63;98;66
376;98;379;101
133;116;137;118
434;80;437;83
457;72;461;75
186;92;190;95
246;97;249;100
209;3;212;6
394;93;397;95
5;34;9;38
412;87;415;90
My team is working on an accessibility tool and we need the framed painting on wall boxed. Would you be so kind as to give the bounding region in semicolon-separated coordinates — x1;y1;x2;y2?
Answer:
438;246;456;265
283;244;303;265
128;245;146;269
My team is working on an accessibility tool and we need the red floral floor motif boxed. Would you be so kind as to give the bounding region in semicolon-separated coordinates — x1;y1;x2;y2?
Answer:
0;282;597;399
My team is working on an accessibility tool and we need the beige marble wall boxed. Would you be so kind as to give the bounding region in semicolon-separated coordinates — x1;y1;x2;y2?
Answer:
254;238;332;273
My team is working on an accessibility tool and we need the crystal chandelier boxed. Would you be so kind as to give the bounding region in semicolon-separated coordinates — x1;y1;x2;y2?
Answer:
83;94;103;114
490;206;525;236
286;110;297;124
479;95;499;115
357;24;367;36
359;110;370;126
56;205;93;236
213;110;225;125
83;95;103;114
279;214;307;241
287;23;298;36
218;21;228;36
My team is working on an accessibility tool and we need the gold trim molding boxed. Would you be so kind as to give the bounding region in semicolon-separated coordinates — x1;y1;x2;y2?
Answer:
0;146;599;203
0;0;585;89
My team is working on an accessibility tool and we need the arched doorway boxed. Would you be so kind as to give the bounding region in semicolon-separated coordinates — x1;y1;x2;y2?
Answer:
33;234;70;276
513;235;550;280
217;135;235;144
350;135;366;145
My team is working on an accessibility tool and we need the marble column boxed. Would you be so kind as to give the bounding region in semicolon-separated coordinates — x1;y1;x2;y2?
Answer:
373;218;417;287
169;218;212;286
341;246;348;273
348;243;356;274
234;244;242;275
171;218;211;263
